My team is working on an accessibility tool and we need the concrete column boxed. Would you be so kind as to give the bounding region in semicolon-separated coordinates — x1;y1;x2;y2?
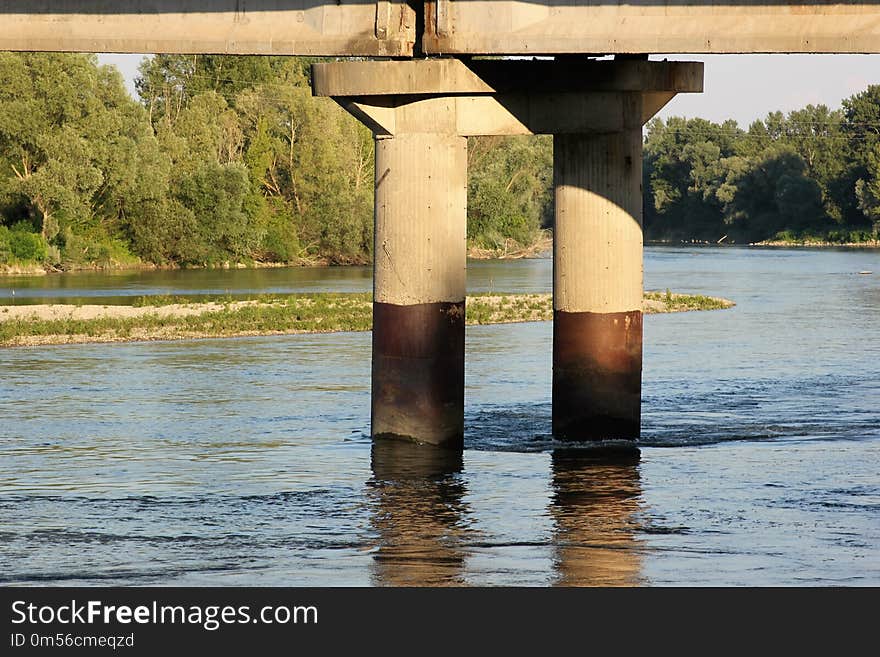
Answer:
371;132;468;448
552;130;644;440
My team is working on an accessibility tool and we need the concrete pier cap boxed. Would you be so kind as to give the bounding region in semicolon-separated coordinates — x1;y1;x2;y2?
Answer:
312;58;704;138
313;57;703;447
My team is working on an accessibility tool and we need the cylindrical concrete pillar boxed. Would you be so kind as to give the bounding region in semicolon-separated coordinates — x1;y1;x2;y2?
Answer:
552;130;643;441
371;133;468;448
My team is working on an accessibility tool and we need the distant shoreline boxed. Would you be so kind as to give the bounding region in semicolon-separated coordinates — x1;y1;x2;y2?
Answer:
749;239;880;248
4;232;879;277
0;236;553;277
0;292;734;348
645;239;880;248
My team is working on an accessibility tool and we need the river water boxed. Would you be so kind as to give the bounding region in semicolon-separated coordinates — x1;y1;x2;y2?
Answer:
1;246;878;585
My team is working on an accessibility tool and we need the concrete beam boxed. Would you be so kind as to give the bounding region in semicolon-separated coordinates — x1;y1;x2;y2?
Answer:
2;1;876;57
422;1;880;55
347;92;650;137
316;59;702;138
312;59;704;97
337;98;397;138
642;92;677;125
0;0;415;56
453;93;643;136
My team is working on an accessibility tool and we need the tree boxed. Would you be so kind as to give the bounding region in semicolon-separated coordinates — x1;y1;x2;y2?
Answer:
148;91;264;264
467;135;552;248
855;144;880;234
9;53;878;270
840;85;880;226
235;69;373;263
135;54;289;124
720;147;824;241
0;53;170;265
643;117;742;240
781;105;846;222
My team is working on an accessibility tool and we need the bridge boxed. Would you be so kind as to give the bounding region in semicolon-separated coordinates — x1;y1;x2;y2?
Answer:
2;2;879;56
2;1;877;448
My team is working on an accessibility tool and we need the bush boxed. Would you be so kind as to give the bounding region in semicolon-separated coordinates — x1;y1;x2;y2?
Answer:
773;230;798;242
0;226;10;264
172;162;257;264
825;229;873;244
259;200;301;263
59;226;138;268
467;135;550;249
0;226;47;262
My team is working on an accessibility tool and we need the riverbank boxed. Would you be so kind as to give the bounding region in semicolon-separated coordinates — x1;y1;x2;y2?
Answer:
5;231;875;277
0;291;733;347
646;239;880;248
0;259;335;276
467;231;553;259
0;239;548;277
750;239;880;247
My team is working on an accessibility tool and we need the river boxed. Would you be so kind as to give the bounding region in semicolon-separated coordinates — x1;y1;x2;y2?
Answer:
0;246;878;585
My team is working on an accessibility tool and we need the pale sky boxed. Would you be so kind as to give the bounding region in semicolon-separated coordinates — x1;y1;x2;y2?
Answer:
98;53;880;128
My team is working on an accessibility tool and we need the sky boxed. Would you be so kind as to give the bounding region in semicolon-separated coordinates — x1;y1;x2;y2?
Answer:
98;53;880;127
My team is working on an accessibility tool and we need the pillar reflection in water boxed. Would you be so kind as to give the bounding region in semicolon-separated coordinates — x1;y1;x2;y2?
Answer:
550;449;643;586
368;441;471;586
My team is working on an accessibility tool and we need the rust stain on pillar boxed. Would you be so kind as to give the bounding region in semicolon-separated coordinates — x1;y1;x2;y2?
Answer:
553;129;643;441
372;301;465;448
553;310;642;439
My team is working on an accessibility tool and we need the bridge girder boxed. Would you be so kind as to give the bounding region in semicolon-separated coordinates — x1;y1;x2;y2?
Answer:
0;1;879;56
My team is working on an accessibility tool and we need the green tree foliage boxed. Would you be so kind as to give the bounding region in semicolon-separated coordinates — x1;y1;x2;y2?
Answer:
3;53;878;271
236;72;373;263
0;224;47;263
0;53;169;266
855;143;880;234
842;85;880;232
136;54;282;121
139;90;262;265
140;55;374;264
1;53;555;269
643;117;742;240
644;88;880;243
467;135;552;249
720;147;825;241
842;85;880;170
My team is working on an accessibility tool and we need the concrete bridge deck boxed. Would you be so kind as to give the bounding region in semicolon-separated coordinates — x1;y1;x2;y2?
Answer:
1;1;879;56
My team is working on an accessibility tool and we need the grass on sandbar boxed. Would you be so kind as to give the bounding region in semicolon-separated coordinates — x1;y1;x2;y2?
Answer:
643;289;735;311
0;291;734;346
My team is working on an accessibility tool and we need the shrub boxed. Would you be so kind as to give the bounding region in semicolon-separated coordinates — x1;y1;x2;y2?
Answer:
60;227;138;268
6;228;47;262
0;226;10;264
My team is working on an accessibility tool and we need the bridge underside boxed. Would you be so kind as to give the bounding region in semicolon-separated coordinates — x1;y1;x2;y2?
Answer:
1;1;879;55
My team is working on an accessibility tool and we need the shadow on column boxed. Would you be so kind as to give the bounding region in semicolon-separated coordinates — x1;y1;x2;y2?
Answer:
552;130;644;441
367;440;470;586
550;449;644;586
